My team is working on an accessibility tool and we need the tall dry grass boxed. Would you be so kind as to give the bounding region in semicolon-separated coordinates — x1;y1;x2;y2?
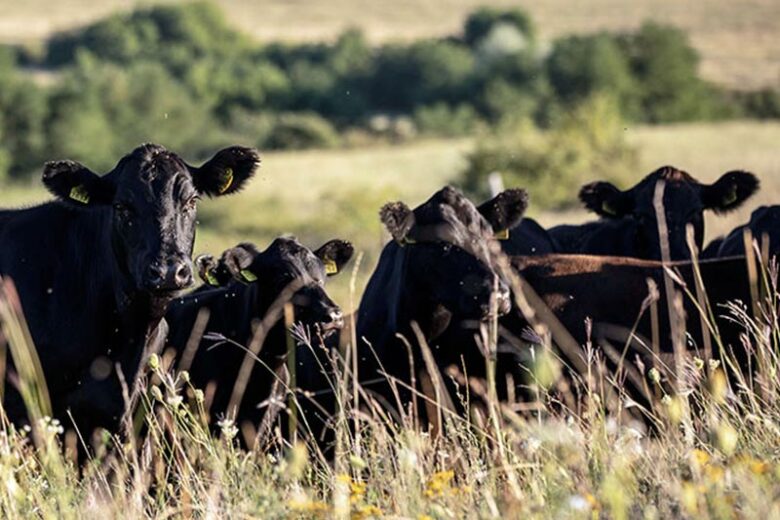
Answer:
2;221;780;518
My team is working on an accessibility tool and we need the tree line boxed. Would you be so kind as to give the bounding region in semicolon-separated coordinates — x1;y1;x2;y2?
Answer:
0;2;777;181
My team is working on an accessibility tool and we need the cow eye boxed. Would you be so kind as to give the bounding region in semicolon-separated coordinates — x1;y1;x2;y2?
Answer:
183;196;199;212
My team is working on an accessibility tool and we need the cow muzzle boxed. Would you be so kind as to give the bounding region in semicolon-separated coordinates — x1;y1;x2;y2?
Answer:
480;285;511;318
144;257;194;292
316;309;344;338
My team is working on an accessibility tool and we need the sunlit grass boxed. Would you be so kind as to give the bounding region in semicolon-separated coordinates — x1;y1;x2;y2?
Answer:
3;238;780;518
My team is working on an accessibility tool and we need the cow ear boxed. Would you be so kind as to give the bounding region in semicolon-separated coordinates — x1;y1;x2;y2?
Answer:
195;254;230;287
315;239;354;276
191;146;260;197
579;181;631;218
219;243;259;283
478;188;528;236
702;170;759;214
42;160;115;206
380;201;415;243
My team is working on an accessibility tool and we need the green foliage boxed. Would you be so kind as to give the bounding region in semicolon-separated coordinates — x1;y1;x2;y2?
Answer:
0;2;773;182
463;7;536;47
413;103;481;136
371;40;476;111
46;55;224;171
460;95;638;209
0;48;48;179
263;112;341;150
622;22;717;123
546;34;639;118
45;2;248;69
740;88;780;119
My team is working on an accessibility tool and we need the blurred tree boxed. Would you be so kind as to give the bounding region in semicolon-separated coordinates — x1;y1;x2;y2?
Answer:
264;112;341;150
46;54;223;170
546;34;639;118
460;95;637;208
463;7;535;48
0;48;48;179
622;22;716;122
413;103;481;136
371;40;475;111
45;2;249;71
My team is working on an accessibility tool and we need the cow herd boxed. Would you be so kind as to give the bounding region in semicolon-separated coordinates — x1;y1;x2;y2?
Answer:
0;142;776;453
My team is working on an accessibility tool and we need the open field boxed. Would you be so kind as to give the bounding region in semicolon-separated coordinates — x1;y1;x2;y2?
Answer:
0;0;778;89
4;120;780;309
1;115;780;516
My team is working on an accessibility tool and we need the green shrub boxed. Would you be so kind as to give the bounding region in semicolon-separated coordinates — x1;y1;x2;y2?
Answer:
0;48;49;178
371;40;476;111
740;88;780;119
45;2;248;69
622;22;717;123
546;33;639;118
46;55;223;170
413;103;481;136
463;7;535;47
460;95;638;209
263;112;341;150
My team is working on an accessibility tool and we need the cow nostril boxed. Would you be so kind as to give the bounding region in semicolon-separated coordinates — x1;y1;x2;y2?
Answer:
174;262;192;286
328;310;344;328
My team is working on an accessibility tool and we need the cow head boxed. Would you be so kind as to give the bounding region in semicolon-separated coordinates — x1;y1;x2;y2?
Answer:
579;166;758;260
380;186;526;321
42;144;260;295
202;238;353;338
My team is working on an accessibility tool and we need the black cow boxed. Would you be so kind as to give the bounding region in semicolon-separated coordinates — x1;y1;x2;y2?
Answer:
704;205;780;258
0;144;259;433
479;192;558;256
498;254;754;422
165;237;353;444
356;186;526;419
549;166;759;260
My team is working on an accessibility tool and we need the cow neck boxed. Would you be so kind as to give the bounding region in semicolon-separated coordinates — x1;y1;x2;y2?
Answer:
393;245;453;344
222;280;288;359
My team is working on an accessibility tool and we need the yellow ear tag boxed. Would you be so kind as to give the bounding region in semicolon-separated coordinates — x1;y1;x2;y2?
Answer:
69;185;90;204
323;259;339;275
400;237;417;246
205;270;219;286
601;200;617;216
494;229;509;240
239;269;257;283
218;167;234;194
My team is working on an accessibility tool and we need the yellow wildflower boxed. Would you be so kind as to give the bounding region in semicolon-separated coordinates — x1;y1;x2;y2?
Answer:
352;504;383;519
738;457;769;475
288;497;330;514
692;449;710;467
431;470;454;484
704;464;725;483
425;470;456;499
350;481;367;497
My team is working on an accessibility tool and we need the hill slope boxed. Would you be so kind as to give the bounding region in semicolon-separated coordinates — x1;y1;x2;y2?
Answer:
0;0;777;88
